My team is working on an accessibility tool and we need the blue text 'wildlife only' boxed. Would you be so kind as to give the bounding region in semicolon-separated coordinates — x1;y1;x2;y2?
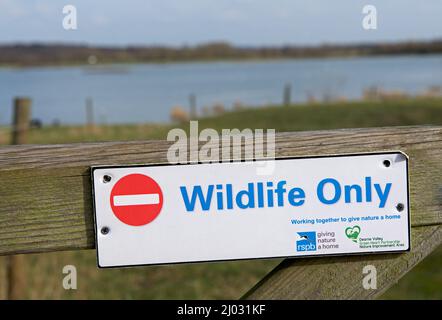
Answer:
180;177;392;212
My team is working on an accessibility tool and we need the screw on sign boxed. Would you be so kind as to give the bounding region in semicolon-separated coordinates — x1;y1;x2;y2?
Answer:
110;174;163;226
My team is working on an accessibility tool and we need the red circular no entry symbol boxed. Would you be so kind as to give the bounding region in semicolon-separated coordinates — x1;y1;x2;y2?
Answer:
110;174;163;226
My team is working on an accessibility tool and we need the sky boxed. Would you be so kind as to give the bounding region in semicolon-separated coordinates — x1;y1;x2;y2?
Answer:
0;0;441;46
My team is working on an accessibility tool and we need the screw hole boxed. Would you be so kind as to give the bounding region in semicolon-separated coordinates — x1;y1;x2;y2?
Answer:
103;175;112;183
396;203;405;212
383;160;391;168
101;226;110;235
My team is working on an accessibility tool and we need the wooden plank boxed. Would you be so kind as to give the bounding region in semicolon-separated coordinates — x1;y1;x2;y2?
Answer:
0;126;441;257
243;225;442;299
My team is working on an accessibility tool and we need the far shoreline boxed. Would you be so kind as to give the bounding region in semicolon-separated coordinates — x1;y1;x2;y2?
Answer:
1;39;442;69
1;52;442;70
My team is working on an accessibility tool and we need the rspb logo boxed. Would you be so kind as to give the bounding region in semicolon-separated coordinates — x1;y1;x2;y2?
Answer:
296;232;317;252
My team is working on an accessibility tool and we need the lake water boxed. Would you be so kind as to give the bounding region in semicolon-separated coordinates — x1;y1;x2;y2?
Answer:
0;55;441;125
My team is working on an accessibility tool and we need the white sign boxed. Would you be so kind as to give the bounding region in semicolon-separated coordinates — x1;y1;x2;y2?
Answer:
92;152;410;268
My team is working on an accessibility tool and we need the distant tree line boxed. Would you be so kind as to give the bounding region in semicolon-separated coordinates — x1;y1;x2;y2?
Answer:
1;40;442;66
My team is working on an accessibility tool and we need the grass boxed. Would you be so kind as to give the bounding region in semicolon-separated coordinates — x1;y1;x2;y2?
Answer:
1;97;442;299
381;245;442;299
21;251;279;299
2;97;442;145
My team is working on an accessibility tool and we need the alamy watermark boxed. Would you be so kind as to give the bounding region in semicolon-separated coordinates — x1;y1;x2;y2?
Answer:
362;5;377;30
362;264;377;290
62;5;77;30
167;121;276;175
62;265;77;290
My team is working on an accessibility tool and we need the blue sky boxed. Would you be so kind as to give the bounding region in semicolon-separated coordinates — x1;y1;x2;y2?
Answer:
0;0;441;46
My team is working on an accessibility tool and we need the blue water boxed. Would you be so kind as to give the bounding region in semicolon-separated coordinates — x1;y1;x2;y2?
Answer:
0;55;441;125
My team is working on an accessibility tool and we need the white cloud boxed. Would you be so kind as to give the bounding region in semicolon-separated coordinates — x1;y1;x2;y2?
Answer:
34;2;55;15
92;15;110;26
0;0;28;18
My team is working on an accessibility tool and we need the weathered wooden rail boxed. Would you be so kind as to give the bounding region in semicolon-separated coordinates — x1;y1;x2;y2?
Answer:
0;125;441;299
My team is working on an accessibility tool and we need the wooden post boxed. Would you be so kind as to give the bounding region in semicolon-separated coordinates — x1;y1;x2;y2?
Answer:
6;255;25;300
12;97;31;145
283;83;291;107
189;94;197;120
5;97;31;300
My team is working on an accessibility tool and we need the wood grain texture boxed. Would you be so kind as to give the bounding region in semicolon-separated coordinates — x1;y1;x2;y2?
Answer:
243;225;442;299
0;126;441;259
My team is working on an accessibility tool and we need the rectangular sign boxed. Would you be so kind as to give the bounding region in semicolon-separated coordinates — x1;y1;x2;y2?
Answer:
92;152;410;268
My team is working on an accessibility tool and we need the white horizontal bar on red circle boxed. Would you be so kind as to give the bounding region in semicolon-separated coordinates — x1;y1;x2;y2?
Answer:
113;194;160;206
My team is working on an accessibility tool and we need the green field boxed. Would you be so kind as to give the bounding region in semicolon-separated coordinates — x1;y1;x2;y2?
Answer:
2;97;442;145
1;97;441;299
